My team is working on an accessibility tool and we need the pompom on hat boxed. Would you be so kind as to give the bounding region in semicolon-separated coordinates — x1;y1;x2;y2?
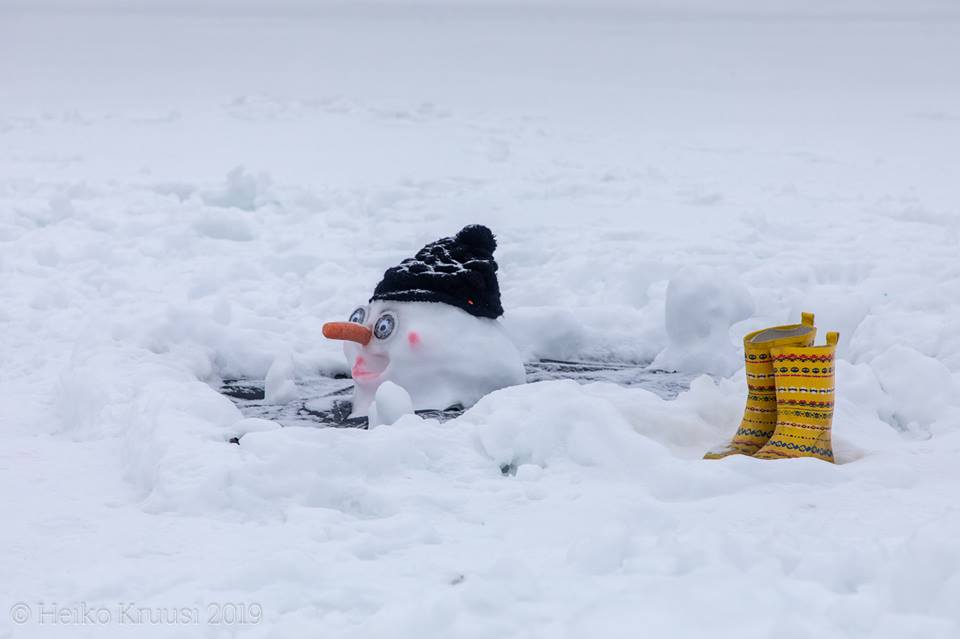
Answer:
370;224;504;319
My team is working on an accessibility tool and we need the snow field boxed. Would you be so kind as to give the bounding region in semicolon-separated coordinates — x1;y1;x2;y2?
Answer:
1;6;960;638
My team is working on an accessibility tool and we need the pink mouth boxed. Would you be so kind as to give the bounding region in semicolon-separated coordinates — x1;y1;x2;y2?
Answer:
351;353;389;383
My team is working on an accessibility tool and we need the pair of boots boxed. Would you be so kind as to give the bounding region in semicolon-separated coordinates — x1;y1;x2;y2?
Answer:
705;312;838;462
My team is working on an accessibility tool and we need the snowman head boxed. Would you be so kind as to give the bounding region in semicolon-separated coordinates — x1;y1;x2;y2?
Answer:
322;225;524;417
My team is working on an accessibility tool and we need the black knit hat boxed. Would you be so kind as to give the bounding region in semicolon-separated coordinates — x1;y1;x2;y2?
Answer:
370;225;504;319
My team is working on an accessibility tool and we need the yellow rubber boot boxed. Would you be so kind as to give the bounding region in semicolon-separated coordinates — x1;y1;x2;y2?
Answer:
753;331;838;462
704;312;817;459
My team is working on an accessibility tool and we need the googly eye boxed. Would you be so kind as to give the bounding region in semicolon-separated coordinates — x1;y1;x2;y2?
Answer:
373;313;396;340
348;307;366;324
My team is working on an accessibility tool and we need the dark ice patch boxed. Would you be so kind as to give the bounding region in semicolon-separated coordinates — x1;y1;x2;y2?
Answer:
220;359;693;434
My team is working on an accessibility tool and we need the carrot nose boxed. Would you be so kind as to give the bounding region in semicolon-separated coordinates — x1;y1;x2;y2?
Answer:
323;322;372;345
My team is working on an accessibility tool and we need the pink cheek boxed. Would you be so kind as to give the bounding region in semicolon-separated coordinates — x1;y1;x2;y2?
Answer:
407;331;421;347
355;356;365;366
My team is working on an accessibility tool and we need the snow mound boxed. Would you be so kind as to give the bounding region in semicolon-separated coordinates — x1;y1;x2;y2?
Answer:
652;267;754;375
463;380;665;472
870;345;960;436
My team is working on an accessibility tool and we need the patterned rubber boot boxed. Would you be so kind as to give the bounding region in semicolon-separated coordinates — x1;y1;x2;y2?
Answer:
704;312;817;459
753;331;838;462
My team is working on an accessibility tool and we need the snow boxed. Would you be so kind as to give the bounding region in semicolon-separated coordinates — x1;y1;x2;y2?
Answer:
368;381;415;427
2;2;960;638
264;353;299;405
651;266;754;376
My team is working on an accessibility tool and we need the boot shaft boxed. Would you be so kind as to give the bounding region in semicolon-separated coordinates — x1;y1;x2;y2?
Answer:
754;332;838;462
742;312;818;414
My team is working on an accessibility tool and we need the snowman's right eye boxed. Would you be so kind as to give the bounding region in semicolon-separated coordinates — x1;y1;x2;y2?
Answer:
349;307;366;324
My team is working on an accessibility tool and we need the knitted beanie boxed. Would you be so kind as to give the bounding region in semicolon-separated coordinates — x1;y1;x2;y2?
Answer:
370;224;504;319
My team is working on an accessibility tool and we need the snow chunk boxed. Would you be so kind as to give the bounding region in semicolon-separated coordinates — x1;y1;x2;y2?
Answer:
368;381;414;428
264;354;299;405
652;267;754;376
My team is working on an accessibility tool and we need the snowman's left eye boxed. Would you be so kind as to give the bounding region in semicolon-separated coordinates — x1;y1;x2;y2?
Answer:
349;307;366;324
373;313;396;340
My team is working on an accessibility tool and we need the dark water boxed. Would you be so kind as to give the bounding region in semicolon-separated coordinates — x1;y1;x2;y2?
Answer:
221;359;693;430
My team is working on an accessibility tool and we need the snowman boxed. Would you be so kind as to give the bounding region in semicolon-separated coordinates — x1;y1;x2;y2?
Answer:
322;225;525;418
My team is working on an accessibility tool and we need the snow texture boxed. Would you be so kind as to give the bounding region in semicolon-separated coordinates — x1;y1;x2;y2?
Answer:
2;3;960;638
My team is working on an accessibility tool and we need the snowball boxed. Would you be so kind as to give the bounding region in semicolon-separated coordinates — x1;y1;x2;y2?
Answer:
652;267;754;376
368;381;414;428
